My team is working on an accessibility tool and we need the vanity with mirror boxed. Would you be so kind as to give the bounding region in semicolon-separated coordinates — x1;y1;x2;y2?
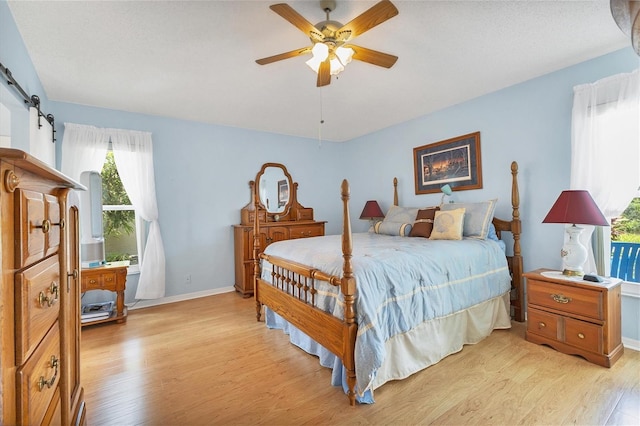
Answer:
233;163;326;297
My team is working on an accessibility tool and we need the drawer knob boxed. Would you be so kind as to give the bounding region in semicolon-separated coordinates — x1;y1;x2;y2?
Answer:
38;282;59;307
578;333;585;339
36;219;51;233
89;279;97;284
37;355;59;391
538;322;546;329
551;293;571;304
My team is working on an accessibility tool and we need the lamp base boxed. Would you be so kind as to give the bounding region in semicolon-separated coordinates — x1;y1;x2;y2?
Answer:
562;268;584;277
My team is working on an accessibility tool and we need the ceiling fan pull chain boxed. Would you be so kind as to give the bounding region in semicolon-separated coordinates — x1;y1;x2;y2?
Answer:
318;88;324;148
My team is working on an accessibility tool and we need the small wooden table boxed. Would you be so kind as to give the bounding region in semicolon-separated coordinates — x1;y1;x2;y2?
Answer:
524;268;623;367
81;264;128;326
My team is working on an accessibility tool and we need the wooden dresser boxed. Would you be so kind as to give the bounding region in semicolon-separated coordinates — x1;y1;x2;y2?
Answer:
0;148;86;425
524;268;623;367
233;163;326;297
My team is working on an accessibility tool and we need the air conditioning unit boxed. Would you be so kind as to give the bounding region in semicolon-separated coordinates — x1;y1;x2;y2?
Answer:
79;171;105;268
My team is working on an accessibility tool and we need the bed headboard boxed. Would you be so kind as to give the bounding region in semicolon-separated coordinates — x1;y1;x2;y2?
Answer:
388;161;524;322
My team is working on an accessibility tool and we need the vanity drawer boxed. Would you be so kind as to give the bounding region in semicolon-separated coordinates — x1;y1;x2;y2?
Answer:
16;323;61;426
527;279;603;320
290;225;324;239
15;255;61;365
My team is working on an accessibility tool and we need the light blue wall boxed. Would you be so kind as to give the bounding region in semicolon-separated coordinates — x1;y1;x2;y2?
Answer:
2;0;639;343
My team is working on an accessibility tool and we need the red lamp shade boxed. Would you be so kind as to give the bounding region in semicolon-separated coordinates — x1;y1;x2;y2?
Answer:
542;190;609;226
360;200;385;221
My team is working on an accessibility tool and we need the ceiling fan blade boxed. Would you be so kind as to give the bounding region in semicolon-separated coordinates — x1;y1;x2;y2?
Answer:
337;0;398;41
270;3;324;42
256;47;311;65
348;45;398;68
316;60;331;87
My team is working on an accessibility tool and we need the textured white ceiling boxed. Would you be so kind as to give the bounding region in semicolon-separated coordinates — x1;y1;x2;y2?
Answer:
6;0;631;142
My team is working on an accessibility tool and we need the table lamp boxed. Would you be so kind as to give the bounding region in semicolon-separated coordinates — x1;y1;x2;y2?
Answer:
542;190;609;276
440;184;453;206
360;200;385;226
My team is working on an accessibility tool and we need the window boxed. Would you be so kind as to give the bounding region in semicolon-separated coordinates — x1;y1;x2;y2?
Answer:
101;150;143;273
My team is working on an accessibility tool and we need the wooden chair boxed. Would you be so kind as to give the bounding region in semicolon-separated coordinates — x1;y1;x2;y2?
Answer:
610;242;640;282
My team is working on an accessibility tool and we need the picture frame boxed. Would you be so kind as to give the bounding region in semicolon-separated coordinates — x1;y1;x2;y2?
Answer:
277;179;289;208
413;131;482;195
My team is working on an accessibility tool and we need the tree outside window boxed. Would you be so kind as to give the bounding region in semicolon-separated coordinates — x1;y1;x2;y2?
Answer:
101;151;139;265
612;197;640;243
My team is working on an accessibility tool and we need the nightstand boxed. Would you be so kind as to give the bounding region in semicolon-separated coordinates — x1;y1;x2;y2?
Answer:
524;268;623;367
81;264;128;326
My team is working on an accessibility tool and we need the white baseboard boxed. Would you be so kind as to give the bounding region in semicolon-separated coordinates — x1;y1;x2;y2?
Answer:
127;286;236;311
623;337;640;352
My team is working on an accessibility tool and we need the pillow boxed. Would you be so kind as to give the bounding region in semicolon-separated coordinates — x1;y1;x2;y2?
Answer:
373;205;419;236
441;199;497;239
429;208;465;240
409;207;440;238
374;221;413;236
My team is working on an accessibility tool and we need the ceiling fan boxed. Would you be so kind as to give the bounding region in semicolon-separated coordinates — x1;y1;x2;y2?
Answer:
255;0;399;87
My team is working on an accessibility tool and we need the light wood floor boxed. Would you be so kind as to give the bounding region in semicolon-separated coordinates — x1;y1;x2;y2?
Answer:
81;292;640;426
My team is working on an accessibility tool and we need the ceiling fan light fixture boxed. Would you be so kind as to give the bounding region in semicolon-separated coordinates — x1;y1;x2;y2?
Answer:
306;42;330;72
335;46;354;66
329;57;345;75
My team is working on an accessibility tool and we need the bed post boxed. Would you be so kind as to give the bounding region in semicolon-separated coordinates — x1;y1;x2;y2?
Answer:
340;179;357;406
393;177;398;206
252;180;263;321
510;161;524;322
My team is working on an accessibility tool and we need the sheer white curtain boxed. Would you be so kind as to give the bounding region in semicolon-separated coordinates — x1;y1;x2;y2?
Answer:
61;123;109;181
61;123;166;299
570;69;640;274
110;129;165;299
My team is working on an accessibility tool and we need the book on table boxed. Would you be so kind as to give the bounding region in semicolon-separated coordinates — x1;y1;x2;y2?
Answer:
81;301;114;322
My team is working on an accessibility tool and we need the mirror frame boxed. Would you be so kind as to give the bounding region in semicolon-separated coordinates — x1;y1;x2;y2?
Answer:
255;162;294;218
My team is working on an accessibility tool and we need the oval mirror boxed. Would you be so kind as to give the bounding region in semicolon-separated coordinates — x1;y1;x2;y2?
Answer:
256;163;292;214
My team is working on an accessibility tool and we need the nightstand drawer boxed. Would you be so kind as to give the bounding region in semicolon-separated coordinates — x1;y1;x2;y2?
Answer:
527;308;560;340
565;317;602;353
82;271;117;291
528;279;603;320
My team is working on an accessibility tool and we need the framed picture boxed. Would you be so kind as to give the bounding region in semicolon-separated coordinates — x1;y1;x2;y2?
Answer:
277;179;289;208
413;131;482;195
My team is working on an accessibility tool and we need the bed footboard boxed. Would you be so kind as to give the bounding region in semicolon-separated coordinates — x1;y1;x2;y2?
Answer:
253;180;358;405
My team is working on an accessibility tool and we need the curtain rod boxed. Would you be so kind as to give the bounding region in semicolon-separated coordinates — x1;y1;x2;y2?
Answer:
0;61;56;143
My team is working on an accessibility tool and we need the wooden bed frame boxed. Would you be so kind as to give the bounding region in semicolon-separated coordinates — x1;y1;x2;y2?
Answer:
252;161;523;405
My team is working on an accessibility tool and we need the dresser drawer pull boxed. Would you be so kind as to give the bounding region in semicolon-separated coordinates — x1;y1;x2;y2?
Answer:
538;322;546;329
89;279;98;284
35;219;51;233
578;333;585;339
37;355;59;391
551;294;571;304
38;282;59;307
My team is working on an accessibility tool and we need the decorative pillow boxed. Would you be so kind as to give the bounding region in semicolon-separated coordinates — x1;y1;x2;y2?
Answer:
374;221;413;236
373;205;419;236
441;199;497;239
409;206;440;238
429;208;465;240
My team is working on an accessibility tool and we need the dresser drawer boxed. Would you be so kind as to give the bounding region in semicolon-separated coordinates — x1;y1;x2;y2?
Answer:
14;189;61;268
15;255;61;365
528;279;603;320
565;317;603;353
16;323;61;426
289;225;324;239
527;308;560;341
82;270;118;291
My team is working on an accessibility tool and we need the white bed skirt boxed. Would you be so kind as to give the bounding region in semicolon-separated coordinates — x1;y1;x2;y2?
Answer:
370;291;512;390
266;291;512;402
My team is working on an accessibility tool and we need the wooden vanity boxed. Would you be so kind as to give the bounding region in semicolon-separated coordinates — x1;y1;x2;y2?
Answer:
233;163;325;297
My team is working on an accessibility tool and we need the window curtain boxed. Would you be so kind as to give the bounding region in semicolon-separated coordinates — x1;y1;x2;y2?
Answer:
110;129;165;299
61;123;166;299
570;69;640;274
61;123;109;181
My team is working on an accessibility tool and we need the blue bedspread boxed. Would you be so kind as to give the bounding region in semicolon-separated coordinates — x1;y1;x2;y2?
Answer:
261;232;511;397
